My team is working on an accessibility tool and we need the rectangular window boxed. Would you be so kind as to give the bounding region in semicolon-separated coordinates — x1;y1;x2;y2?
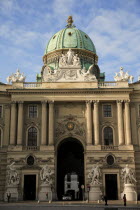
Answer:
103;105;112;117
67;184;71;189
0;106;2;118
29;105;37;118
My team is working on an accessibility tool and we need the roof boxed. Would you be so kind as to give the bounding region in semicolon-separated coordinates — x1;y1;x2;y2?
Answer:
45;27;96;54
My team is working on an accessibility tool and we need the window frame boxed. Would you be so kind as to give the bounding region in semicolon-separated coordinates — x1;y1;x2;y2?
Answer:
103;104;112;118
0;128;3;148
103;126;114;146
138;104;140;118
28;104;38;118
27;126;38;146
0;105;3;119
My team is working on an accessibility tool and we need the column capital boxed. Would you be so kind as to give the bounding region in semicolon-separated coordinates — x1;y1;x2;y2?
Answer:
86;100;92;104
117;100;123;104
48;100;54;104
17;101;24;104
93;100;99;104
41;100;48;104
124;99;130;104
11;101;17;104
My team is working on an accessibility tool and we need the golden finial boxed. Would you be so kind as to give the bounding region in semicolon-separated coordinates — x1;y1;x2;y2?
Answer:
67;16;74;27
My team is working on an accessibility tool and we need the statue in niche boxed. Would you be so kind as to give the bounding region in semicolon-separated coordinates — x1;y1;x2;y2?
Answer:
40;164;53;185
121;164;137;184
7;162;20;185
88;163;101;185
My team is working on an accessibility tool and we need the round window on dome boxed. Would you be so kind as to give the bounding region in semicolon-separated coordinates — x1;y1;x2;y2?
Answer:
68;32;72;36
106;155;115;166
53;35;56;39
85;35;88;39
27;155;34;166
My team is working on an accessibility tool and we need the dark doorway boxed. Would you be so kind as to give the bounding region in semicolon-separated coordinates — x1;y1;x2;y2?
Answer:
105;174;118;200
24;175;36;200
57;138;84;200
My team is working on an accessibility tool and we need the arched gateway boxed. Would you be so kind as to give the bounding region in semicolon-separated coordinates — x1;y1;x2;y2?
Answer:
57;137;84;200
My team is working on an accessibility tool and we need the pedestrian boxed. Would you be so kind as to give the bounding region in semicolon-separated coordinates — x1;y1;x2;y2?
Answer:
7;191;11;203
123;194;126;206
104;195;108;205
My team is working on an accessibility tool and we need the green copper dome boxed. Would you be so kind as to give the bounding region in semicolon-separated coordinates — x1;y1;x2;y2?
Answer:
45;27;96;54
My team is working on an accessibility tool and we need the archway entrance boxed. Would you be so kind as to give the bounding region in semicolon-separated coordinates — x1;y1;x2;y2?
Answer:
57;137;84;200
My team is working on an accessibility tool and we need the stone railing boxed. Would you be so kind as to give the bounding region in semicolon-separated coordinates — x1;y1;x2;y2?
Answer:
98;82;118;88
23;146;39;151
101;145;119;150
23;82;42;88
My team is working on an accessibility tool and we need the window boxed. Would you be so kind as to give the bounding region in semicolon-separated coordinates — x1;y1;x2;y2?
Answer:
104;127;113;145
0;129;2;147
29;105;37;118
0;106;2;118
103;105;112;117
139;105;140;117
28;127;37;146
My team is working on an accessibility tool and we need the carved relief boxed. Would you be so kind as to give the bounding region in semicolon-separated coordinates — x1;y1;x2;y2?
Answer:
55;115;86;138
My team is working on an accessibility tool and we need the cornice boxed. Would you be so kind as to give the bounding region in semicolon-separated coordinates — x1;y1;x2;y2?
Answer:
7;88;133;95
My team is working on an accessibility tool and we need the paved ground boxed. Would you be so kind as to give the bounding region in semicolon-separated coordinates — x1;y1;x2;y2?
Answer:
0;203;140;210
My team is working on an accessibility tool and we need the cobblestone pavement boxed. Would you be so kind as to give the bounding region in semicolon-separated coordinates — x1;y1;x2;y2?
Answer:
0;204;140;210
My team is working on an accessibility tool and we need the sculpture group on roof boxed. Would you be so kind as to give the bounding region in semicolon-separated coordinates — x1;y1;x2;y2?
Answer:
7;69;26;84
114;67;134;83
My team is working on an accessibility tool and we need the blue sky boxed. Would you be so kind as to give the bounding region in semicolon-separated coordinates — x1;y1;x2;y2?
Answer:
0;0;140;83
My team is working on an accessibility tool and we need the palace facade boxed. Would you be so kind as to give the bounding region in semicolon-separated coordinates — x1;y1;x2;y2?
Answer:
0;17;140;201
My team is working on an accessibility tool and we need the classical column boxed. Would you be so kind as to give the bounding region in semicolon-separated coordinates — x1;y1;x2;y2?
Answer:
48;101;54;145
117;100;124;145
10;101;17;145
93;100;99;145
125;100;132;145
41;101;47;145
17;101;24;145
86;101;92;145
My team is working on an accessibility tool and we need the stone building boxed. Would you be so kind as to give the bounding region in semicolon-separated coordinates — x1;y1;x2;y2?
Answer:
0;16;140;201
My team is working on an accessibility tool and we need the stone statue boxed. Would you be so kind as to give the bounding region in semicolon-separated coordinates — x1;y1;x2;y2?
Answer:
7;162;20;186
67;49;74;65
88;164;101;185
114;67;134;83
121;164;137;184
40;164;53;185
59;54;67;66
7;69;26;83
73;54;81;66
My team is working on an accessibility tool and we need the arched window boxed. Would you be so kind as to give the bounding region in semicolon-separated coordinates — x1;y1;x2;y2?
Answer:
28;127;37;146
104;127;113;145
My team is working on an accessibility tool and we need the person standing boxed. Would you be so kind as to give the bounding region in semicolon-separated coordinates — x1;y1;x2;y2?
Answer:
7;191;11;203
123;194;126;206
104;195;108;205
